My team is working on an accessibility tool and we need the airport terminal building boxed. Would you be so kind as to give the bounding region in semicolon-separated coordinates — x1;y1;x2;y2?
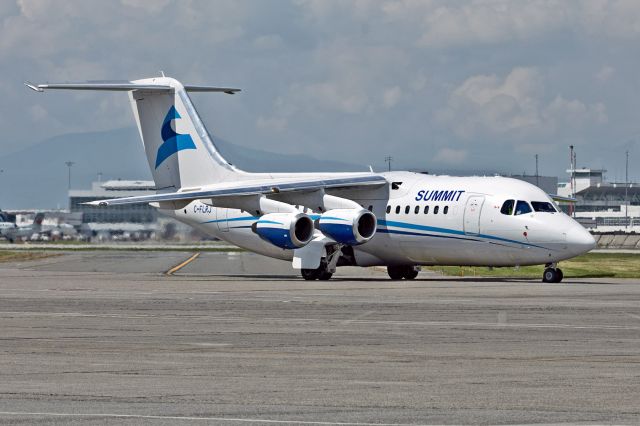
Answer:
69;180;157;223
558;168;640;232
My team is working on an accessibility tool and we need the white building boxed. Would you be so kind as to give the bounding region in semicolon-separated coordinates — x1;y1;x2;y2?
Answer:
558;168;640;233
69;180;157;223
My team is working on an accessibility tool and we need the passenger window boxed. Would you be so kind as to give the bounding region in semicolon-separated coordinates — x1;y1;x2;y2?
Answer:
395;206;400;214
404;205;410;214
500;199;515;215
386;205;391;214
434;206;439;214
424;206;429;214
443;206;448;214
515;200;532;215
414;206;419;214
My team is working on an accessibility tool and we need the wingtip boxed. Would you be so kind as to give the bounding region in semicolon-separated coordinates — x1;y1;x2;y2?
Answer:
24;81;43;92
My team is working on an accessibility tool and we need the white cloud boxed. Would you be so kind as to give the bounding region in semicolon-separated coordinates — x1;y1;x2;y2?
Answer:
302;81;369;114
28;104;48;122
120;0;171;13
379;1;640;49
433;147;468;165
595;65;615;82
417;2;565;48
253;34;283;50
439;67;607;140
542;96;607;127
409;72;428;91
1;0;638;184
383;86;402;108
256;116;287;132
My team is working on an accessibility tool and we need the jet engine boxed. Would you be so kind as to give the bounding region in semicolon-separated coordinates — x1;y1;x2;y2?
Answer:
317;209;377;245
253;212;315;249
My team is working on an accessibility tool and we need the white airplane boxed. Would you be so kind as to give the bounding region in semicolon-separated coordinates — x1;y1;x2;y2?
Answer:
0;213;45;243
26;76;595;282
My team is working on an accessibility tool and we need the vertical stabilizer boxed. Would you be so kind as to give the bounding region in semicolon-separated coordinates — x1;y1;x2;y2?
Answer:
26;76;247;192
128;77;245;191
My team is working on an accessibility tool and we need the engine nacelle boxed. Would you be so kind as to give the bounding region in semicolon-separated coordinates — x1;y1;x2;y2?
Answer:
317;209;377;245
253;212;314;249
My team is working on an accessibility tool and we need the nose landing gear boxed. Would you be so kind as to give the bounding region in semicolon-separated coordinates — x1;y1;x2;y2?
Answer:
542;263;563;283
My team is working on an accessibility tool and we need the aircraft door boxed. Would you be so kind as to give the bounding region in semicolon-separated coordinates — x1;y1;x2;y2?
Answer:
464;196;484;235
215;207;229;232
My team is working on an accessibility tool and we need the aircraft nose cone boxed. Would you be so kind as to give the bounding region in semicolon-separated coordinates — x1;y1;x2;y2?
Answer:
566;224;596;254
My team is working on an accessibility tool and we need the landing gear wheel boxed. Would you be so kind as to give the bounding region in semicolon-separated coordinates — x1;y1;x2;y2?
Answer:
542;268;555;283
387;266;405;280
542;268;563;283
302;260;333;281
402;266;420;280
301;269;321;281
318;271;333;281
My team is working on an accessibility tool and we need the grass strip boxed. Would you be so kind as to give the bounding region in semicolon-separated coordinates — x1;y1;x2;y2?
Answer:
427;252;640;279
0;251;60;263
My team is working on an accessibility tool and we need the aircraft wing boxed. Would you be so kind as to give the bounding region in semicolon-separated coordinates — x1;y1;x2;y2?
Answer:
86;174;387;207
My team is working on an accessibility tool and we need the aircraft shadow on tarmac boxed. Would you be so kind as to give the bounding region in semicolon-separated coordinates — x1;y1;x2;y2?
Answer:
171;274;619;284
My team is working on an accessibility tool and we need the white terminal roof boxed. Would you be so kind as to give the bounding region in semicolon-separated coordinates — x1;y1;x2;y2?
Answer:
69;180;156;198
101;180;156;190
566;168;606;174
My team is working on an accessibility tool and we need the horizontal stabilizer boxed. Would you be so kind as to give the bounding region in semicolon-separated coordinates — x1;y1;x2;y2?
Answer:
84;175;387;207
25;80;240;94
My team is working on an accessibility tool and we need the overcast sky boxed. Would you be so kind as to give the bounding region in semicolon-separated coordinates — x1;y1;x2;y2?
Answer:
3;0;640;182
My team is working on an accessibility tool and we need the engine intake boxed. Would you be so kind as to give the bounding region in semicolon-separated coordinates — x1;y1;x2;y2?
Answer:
253;212;314;249
318;209;377;245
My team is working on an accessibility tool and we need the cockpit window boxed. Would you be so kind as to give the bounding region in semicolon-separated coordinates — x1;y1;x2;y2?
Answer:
514;200;532;215
500;199;515;215
531;201;557;213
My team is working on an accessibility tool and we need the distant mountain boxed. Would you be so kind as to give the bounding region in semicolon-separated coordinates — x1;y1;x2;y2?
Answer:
0;127;362;209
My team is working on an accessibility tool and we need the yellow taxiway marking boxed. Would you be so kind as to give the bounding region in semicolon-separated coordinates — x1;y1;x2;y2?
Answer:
165;252;200;276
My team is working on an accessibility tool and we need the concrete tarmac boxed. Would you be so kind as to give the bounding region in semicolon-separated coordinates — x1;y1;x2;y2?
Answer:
0;251;639;425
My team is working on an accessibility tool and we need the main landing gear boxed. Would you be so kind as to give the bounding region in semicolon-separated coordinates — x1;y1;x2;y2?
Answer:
301;264;333;281
301;246;343;281
542;263;563;283
387;265;420;280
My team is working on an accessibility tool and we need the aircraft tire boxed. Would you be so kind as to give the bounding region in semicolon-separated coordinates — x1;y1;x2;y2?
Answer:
387;266;404;280
318;271;333;280
542;268;561;283
402;266;419;280
301;269;320;281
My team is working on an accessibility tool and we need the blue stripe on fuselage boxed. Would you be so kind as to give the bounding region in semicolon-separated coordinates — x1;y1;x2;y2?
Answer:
198;214;550;250
377;219;549;250
200;216;257;224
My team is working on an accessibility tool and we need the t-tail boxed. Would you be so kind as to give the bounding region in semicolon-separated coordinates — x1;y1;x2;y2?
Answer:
25;77;246;192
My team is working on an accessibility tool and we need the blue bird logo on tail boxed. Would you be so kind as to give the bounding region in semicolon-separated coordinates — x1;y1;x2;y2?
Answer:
155;106;196;168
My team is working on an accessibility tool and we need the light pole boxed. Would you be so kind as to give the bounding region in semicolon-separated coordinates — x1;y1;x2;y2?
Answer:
65;161;75;190
535;154;539;187
384;156;393;172
625;150;629;230
569;146;575;217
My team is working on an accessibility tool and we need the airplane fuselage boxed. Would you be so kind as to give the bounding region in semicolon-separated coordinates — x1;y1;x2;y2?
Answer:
163;172;595;268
